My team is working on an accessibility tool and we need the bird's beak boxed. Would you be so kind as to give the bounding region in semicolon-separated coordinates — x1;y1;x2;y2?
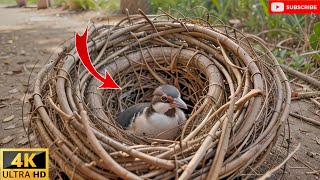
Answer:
172;97;188;109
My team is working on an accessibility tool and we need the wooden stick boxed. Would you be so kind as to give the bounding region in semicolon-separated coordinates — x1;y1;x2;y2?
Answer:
257;143;301;180
289;112;320;126
280;64;320;88
310;98;320;109
293;156;316;171
306;169;320;175
291;91;320;100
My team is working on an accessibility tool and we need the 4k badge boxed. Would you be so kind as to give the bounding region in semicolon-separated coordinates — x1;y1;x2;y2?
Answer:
0;148;49;180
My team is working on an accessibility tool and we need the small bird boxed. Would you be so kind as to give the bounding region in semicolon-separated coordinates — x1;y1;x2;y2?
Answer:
116;85;188;140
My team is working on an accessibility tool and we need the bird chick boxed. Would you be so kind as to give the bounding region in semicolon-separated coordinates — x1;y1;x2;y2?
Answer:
116;85;187;140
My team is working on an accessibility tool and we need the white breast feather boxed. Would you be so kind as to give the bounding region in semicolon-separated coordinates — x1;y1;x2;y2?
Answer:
128;108;186;140
152;102;172;113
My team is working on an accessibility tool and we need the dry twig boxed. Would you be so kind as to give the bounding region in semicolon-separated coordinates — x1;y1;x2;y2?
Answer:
258;143;301;180
290;112;320;126
28;10;291;179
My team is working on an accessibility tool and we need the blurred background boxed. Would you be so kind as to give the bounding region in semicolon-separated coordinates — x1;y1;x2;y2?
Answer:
1;0;319;71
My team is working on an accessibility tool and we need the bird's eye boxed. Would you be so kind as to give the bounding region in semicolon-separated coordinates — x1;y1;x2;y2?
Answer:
161;95;167;102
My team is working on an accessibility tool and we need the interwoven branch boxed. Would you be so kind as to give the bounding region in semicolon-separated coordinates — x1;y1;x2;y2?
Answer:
29;12;291;179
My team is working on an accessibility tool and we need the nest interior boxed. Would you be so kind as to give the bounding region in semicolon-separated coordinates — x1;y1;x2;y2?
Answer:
29;12;291;180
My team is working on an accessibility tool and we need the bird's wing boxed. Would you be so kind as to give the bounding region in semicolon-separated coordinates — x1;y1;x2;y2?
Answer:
116;103;150;129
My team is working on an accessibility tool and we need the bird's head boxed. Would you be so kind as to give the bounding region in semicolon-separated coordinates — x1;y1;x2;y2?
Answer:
151;85;187;114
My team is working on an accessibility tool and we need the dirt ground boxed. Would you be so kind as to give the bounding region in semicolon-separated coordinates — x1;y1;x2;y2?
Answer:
0;5;319;179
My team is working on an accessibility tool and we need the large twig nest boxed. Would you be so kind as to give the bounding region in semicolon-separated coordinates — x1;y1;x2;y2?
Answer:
29;11;291;179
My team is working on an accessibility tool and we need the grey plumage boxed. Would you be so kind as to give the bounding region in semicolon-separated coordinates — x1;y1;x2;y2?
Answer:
115;85;187;139
116;103;150;128
160;85;179;98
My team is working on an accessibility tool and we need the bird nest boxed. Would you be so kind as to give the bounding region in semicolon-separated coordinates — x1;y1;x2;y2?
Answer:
29;11;291;179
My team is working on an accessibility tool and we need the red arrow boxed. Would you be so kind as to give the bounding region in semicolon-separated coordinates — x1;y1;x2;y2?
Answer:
75;27;121;89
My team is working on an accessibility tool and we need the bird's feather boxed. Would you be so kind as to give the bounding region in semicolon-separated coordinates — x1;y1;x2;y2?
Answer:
116;103;150;128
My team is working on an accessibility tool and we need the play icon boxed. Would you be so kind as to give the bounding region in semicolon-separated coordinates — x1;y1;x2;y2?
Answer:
271;2;284;12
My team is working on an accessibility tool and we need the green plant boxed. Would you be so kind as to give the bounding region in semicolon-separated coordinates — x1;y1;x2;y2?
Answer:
286;51;314;71
149;0;313;70
53;0;65;7
272;49;314;71
272;48;287;64
150;0;305;36
150;0;179;13
309;22;320;61
103;0;120;14
27;0;37;4
61;0;119;12
0;0;37;5
0;0;15;4
288;52;305;70
150;0;212;18
67;0;96;10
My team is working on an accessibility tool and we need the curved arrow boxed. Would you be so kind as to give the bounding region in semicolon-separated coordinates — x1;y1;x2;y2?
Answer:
75;27;121;89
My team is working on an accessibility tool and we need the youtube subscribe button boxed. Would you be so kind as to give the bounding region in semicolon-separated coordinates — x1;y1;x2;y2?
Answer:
269;0;320;14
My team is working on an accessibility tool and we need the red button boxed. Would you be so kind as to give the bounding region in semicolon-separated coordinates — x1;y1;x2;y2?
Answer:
269;0;320;14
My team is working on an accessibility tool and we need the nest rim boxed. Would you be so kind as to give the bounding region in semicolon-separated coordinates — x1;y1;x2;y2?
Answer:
29;12;291;180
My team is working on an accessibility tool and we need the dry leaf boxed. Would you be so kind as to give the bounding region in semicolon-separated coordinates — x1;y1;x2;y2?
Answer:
20;50;26;56
0;97;10;101
306;151;316;158
2;71;13;75
1;135;14;144
0;55;10;60
9;100;19;105
0;104;6;109
12;69;22;74
17;137;28;145
4;124;16;130
3;115;15;122
9;89;19;94
20;94;32;103
26;64;42;69
29;134;35;141
4;59;12;65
